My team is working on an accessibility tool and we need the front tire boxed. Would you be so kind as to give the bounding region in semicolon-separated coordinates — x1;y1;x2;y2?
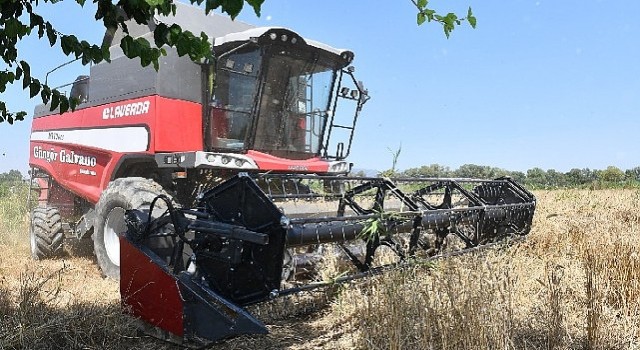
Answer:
93;177;171;279
30;207;65;260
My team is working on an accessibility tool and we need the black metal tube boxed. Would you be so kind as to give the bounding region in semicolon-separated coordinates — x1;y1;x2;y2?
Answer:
284;203;533;247
187;219;269;245
286;222;365;247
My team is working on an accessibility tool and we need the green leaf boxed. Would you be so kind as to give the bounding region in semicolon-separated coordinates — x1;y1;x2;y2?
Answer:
101;44;111;63
59;95;70;113
417;0;427;9
15;111;27;122
220;0;244;19
120;36;136;59
20;61;30;89
168;24;183;45
40;86;51;104
4;18;28;38
29;80;41;98
50;91;61;111
31;13;45;37
7;72;15;82
60;35;77;55
45;23;57;46
81;44;93;65
467;7;477;28
91;47;104;63
417;12;426;26
425;9;435;21
69;97;79;110
176;36;190;56
144;0;164;6
446;13;458;23
135;37;151;48
153;23;169;47
246;0;264;16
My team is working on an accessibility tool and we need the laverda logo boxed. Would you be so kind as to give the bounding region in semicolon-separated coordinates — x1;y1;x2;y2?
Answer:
102;101;150;120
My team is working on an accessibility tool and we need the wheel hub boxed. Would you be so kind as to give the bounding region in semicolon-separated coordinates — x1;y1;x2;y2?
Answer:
104;206;126;267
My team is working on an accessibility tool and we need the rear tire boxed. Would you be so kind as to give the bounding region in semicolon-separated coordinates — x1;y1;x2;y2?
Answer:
30;207;65;260
93;177;171;279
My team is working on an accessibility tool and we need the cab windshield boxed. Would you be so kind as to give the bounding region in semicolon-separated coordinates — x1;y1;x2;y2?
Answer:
208;45;338;159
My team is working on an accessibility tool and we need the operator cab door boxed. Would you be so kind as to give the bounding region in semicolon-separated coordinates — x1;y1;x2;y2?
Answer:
251;46;337;160
206;46;263;152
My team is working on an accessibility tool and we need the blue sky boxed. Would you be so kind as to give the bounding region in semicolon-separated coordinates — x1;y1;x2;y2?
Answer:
1;0;639;174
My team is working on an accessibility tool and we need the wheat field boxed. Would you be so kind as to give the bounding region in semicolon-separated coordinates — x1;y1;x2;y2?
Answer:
1;186;639;349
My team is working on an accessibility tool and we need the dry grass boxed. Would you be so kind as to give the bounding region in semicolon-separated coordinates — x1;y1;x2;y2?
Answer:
0;185;171;349
322;189;640;350
2;187;640;349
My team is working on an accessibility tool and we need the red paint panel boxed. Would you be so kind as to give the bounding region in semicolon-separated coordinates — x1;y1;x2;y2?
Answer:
28;95;205;203
154;97;203;152
120;236;184;337
30;97;157;198
29;142;113;203
32;96;157;131
31;108;85;131
247;150;330;173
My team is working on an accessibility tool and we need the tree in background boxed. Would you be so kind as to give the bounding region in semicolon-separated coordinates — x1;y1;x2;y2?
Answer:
400;164;640;189
403;164;453;178
0;170;23;183
0;0;475;123
455;164;510;179
508;171;526;184
599;166;625;183
626;167;640;182
545;169;567;188
0;169;25;198
526;168;547;187
566;168;585;186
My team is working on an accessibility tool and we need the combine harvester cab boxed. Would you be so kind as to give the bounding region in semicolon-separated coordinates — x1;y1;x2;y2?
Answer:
121;173;536;344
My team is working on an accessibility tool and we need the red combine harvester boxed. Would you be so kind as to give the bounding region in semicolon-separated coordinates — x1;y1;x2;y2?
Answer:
29;3;536;345
29;4;367;278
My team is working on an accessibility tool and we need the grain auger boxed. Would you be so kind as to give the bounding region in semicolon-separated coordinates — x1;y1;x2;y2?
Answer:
119;173;536;344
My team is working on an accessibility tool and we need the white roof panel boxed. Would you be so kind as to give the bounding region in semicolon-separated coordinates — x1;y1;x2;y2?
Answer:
213;27;350;57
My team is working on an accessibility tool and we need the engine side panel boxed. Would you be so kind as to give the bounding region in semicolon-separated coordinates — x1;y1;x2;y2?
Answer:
30;96;203;203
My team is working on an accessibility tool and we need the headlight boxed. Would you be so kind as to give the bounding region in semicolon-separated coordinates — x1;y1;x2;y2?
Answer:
328;161;351;174
199;152;258;170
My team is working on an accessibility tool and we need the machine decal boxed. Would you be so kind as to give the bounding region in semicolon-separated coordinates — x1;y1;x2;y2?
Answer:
32;146;58;163
287;165;309;171
102;100;151;119
31;126;149;153
79;168;97;176
33;146;98;168
59;149;98;167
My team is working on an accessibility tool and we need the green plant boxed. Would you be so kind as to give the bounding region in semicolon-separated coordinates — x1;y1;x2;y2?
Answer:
359;209;403;243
